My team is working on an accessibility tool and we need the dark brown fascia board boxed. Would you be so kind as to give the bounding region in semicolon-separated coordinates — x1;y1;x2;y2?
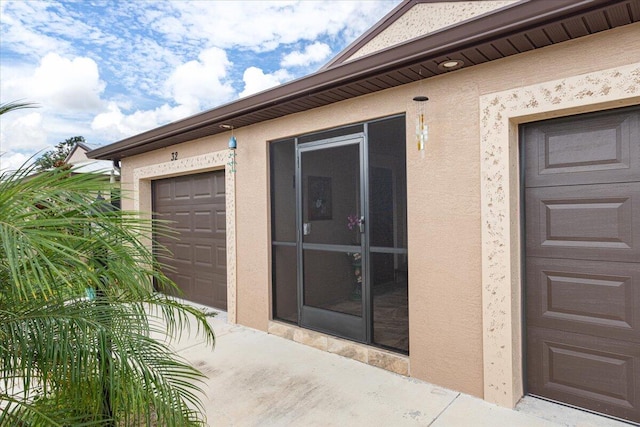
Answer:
322;0;525;70
88;0;623;160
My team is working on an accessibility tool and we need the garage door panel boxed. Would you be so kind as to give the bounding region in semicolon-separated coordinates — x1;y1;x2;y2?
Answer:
215;276;227;306
153;171;227;310
173;211;192;231
156;239;175;256
194;275;215;305
214;173;225;198
185;273;226;308
526;257;639;342
526;183;639;262
194;209;214;232
155;180;172;201
192;174;214;198
160;258;191;272
174;180;192;199
525;108;640;187
216;244;227;268
174;273;194;295
194;244;213;265
527;326;639;421
173;243;192;262
214;209;226;233
524;107;640;424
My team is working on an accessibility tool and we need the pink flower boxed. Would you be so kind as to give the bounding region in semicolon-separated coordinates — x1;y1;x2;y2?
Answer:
347;214;359;230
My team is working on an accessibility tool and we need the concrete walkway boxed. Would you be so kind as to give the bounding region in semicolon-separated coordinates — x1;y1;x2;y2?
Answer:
170;310;632;427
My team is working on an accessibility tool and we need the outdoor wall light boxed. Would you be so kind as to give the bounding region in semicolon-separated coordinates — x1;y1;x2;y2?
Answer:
413;96;428;158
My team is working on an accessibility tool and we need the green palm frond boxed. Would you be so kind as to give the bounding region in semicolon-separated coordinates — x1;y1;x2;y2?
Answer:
0;100;38;116
0;165;215;426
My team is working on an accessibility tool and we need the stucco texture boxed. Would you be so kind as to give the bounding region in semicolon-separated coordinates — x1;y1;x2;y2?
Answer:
349;1;517;61
119;23;640;400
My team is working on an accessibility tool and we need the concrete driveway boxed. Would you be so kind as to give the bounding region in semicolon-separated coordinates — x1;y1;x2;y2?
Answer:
169;310;631;427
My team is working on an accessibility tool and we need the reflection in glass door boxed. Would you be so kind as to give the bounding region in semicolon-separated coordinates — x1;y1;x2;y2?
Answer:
298;136;366;341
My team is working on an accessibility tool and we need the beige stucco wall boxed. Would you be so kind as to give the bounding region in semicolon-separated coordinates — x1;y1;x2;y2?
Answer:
120;23;640;401
348;1;517;61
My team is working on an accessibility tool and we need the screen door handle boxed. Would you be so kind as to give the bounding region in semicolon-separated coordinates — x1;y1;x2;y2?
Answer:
358;216;365;233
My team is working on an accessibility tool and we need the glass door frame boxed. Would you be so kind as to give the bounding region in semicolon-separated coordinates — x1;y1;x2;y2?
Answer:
296;133;371;342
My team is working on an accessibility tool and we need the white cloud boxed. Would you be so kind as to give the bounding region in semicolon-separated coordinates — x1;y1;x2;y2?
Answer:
91;102;194;141
0;2;73;58
0;106;104;168
89;103;126;139
92;47;275;141
154;1;397;52
0;111;48;152
0;110;47;171
239;67;291;98
165;47;235;110
281;42;332;68
33;53;105;111
0;54;108;165
109;35;181;100
150;15;188;43
3;53;106;112
0;152;32;172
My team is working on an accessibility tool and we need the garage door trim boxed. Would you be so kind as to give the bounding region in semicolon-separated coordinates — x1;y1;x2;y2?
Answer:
131;149;237;323
479;64;639;408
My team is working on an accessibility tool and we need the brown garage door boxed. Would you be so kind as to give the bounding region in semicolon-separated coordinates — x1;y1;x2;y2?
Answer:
524;106;640;424
152;171;227;310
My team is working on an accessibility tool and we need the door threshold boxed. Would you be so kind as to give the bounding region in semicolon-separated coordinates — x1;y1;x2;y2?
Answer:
268;320;409;377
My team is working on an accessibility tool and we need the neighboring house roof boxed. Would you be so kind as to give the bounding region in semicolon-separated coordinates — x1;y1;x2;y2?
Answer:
64;141;98;164
65;142;119;176
88;0;639;161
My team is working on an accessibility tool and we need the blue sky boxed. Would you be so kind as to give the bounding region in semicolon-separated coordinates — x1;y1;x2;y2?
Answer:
0;0;400;169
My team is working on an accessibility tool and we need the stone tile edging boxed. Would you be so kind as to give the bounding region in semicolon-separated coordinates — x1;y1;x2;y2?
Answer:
268;321;409;376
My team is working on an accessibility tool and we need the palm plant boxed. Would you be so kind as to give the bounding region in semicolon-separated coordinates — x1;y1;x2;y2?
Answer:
0;103;215;426
0;100;38;116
